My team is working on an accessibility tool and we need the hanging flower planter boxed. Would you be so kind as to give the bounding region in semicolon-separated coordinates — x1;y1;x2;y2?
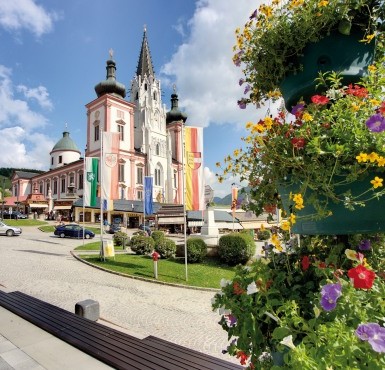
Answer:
279;28;376;111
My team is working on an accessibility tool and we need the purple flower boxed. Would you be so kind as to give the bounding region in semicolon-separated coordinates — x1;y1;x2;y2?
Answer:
320;283;342;311
237;99;247;109
358;239;371;251
244;85;251;94
249;9;257;20
233;51;244;67
239;78;245;86
366;114;385;132
291;103;305;115
224;314;237;327
356;323;385;353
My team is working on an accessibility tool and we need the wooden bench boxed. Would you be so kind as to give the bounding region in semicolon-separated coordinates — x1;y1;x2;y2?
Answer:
0;290;242;370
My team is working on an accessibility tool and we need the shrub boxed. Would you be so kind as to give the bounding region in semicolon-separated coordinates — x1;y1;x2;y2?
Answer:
186;238;207;263
218;233;256;266
151;230;165;244
133;230;147;236
257;229;271;241
130;235;155;255
113;231;129;247
155;238;176;259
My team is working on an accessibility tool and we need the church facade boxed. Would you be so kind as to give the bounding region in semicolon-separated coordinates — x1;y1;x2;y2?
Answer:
5;29;192;225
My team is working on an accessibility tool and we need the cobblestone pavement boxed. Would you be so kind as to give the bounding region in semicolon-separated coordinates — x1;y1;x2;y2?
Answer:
0;225;237;364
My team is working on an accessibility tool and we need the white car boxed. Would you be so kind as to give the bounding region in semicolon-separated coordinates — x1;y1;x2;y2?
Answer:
0;221;22;236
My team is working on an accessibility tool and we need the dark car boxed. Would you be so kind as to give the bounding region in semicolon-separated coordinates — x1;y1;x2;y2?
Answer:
139;224;152;235
108;223;121;234
2;211;28;220
54;224;95;239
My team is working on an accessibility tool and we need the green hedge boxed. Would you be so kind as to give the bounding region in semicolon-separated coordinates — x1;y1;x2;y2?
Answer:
113;231;129;247
151;230;165;244
186;238;207;263
155;238;176;259
257;229;271;240
218;232;256;265
130;235;155;255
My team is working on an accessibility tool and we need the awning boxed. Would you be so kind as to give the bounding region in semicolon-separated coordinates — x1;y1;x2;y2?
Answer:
29;204;48;208
158;217;185;225
53;206;72;210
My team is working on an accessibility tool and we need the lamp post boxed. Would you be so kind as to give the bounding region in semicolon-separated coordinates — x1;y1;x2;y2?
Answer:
1;178;5;219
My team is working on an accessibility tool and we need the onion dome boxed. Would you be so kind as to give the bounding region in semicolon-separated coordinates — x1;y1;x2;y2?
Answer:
51;131;80;153
166;92;188;124
94;55;126;99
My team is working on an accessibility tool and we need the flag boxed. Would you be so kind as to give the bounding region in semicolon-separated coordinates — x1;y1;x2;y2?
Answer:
184;126;204;210
84;157;99;207
144;176;153;215
231;187;238;218
102;132;120;211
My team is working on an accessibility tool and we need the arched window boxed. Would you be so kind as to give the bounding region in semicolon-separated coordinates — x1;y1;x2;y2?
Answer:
153;91;157;100
155;143;160;156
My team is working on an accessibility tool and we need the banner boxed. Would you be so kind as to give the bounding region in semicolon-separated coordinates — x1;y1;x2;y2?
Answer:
184;126;204;210
231;187;238;218
144;176;153;215
102;132;120;211
84;157;99;207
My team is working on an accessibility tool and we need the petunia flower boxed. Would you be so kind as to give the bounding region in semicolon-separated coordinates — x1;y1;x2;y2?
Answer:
237;99;247;109
345;249;360;261
244;85;251;94
311;95;329;105
366;114;385;132
238;78;245;86
320;283;342;311
220;278;232;287
224;314;237;327
356;323;385;353
246;281;259;295
280;335;296;350
291;103;305;115
348;265;376;289
359;239;371;251
301;256;310;271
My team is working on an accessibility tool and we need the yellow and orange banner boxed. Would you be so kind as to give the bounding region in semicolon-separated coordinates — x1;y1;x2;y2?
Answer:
184;126;204;211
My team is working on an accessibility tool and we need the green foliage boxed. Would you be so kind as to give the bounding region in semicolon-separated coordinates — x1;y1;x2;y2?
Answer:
186;238;207;263
113;231;129;247
130;235;155;255
212;232;385;369
133;230;147;237
257;229;271;241
151;230;165;244
155;238;176;259
218;233;256;266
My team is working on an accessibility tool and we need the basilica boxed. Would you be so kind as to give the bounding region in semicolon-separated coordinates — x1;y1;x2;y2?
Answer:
5;29;194;226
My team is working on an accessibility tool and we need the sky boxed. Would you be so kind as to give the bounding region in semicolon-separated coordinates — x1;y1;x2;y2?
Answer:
0;0;272;198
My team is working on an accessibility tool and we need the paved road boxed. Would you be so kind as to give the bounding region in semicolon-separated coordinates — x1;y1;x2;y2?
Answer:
0;225;236;364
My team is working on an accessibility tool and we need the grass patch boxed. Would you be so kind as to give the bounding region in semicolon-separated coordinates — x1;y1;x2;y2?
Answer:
79;254;236;288
3;219;47;227
75;241;102;251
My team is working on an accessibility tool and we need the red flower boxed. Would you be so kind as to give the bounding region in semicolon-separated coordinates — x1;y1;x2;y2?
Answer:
311;95;329;105
236;351;249;365
380;102;385;116
301;256;310;271
233;282;245;295
348;265;376;289
318;262;327;269
345;84;368;98
291;137;306;149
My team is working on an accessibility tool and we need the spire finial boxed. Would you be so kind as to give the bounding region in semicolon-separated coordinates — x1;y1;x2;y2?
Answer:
173;84;177;93
109;48;114;59
144;24;147;32
65;122;68;130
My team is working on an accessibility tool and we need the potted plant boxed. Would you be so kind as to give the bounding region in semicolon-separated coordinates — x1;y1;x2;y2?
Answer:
234;0;384;110
212;232;385;369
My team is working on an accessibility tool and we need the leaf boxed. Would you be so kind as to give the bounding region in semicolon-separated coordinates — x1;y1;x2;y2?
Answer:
272;327;292;340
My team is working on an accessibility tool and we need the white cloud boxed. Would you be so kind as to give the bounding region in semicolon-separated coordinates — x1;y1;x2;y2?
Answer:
17;85;53;110
161;0;266;128
0;0;58;37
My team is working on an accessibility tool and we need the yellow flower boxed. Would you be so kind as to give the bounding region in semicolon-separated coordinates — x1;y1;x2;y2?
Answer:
368;65;377;73
368;152;379;163
294;202;304;210
362;33;375;43
371;176;383;189
289;213;296;225
264;117;273;129
281;221;290;231
217;176;224;183
245;121;253;130
215;162;221;167
318;0;328;6
356;153;368;163
259;5;273;17
289;0;304;8
351;103;360;112
260;224;265;231
377;156;385;167
233;149;240;157
369;99;380;106
302;112;313;122
345;249;359;261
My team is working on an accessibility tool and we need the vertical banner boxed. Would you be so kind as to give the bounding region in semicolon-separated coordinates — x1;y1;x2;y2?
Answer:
184;126;204;211
144;176;153;215
231;187;238;217
102;132;120;211
84;157;99;207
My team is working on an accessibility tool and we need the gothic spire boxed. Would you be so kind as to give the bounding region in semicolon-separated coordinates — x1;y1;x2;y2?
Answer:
136;25;155;78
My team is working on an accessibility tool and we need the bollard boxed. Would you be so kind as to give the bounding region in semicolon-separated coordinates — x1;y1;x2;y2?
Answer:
152;251;160;279
75;299;100;321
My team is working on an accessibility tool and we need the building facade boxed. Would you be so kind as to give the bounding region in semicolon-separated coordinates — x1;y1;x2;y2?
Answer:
5;28;191;223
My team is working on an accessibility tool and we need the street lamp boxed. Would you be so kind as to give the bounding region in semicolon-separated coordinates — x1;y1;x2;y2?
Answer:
1;178;5;219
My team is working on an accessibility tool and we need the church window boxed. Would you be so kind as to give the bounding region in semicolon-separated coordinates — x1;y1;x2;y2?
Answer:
61;177;66;193
78;172;83;190
94;125;100;141
119;163;125;182
155;143;160;156
53;180;58;195
51;157;54;166
118;124;124;141
144;83;147;90
153;92;157;100
135;92;138;100
155;167;161;186
39;183;43;194
174;170;177;188
137;167;143;184
137;190;143;200
59;156;62;164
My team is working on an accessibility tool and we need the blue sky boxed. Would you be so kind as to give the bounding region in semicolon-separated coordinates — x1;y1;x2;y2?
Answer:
0;0;269;197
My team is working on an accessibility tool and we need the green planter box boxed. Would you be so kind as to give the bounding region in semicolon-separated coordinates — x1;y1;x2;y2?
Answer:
278;173;385;235
279;28;375;111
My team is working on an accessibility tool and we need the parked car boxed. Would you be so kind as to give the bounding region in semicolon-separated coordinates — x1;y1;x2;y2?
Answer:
2;211;28;219
0;221;22;236
108;223;121;234
54;224;95;239
138;224;152;235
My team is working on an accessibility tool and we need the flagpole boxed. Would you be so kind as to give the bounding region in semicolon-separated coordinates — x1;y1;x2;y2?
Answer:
181;123;188;281
82;150;86;248
100;125;105;261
